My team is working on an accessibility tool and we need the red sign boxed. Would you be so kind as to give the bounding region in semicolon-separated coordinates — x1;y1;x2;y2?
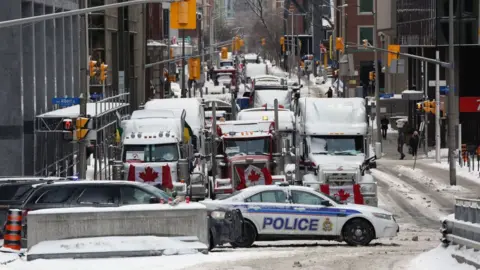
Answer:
459;97;480;113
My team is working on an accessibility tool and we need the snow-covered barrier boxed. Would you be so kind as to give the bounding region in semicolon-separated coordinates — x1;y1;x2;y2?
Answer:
26;204;209;256
441;198;480;268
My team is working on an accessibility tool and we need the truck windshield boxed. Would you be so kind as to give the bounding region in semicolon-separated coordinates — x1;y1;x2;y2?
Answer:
310;136;364;155
123;143;179;162
224;137;270;157
220;61;233;67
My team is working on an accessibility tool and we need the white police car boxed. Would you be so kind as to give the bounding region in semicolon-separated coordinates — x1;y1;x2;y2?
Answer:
201;184;399;248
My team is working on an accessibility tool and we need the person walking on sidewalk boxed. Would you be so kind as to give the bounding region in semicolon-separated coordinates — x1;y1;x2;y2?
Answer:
409;131;420;157
398;131;406;160
381;116;389;139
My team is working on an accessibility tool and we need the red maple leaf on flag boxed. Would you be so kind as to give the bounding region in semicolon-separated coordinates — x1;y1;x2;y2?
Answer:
247;170;261;182
139;167;158;182
334;189;351;201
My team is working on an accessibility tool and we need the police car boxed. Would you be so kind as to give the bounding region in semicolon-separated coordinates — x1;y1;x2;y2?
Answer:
201;184;399;248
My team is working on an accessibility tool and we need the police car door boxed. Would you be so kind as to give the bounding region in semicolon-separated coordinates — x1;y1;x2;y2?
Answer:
243;189;289;235
289;189;337;236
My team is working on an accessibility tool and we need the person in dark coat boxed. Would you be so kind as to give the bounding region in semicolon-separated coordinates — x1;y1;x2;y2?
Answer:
327;87;333;98
409;131;420;157
398;131;405;160
380;116;389;139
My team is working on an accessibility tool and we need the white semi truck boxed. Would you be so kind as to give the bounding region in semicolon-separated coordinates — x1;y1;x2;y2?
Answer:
295;97;379;206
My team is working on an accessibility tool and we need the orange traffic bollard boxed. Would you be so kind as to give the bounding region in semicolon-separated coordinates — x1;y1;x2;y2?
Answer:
3;209;23;250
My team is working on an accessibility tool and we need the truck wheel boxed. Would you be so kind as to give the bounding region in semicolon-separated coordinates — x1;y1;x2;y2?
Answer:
342;218;375;246
230;220;256;248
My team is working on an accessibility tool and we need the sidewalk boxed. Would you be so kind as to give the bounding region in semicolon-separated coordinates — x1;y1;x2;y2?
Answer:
372;128;415;160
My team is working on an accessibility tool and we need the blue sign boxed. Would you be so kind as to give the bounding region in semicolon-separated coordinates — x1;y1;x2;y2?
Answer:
380;93;394;99
440;86;455;95
263;217;319;231
90;93;103;100
52;97;80;107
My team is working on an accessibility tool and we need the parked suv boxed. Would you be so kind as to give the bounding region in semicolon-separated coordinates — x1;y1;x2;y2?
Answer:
1;180;243;250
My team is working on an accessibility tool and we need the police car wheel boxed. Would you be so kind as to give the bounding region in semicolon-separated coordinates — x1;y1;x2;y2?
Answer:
230;221;256;248
342;218;374;246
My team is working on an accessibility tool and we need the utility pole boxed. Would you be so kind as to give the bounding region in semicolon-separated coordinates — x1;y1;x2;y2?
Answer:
182;29;187;97
209;1;214;66
448;0;457;185
435;50;441;163
78;0;89;179
374;6;381;145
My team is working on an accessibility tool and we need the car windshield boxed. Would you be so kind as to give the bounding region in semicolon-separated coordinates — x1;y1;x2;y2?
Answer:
123;143;179;162
310;136;364;156
220;61;233;67
224;137;270;157
139;183;171;201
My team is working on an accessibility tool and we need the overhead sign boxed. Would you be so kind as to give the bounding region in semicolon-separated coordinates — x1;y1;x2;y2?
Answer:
428;80;446;87
380;93;394;99
459;97;480;113
52;97;80;107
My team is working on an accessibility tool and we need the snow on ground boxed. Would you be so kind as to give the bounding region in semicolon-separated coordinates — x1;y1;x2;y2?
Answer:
426;159;480;185
371;169;445;220
372;124;398;133
426;148;450;158
28;236;205;255
408;244;478;270
1;249;294;270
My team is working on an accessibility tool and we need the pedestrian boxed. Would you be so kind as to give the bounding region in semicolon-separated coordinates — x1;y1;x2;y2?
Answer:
327;87;333;98
409;131;420;157
398;131;405;160
381;116;389;139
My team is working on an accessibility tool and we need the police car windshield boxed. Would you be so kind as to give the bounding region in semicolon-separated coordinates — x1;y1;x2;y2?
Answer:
310;136;364;156
123;144;179;162
224;137;270;157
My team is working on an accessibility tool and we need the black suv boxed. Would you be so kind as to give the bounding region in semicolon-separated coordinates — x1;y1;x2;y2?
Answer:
0;179;243;250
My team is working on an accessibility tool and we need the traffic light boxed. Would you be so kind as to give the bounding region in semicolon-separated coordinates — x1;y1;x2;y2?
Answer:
170;48;174;59
282;44;285;52
362;39;369;48
235;36;241;51
89;60;97;77
261;38;266;46
280;37;285;45
416;102;423;111
63;118;74;141
221;47;228;59
369;71;375;81
387;44;400;67
170;0;196;29
423;100;431;113
100;63;108;82
335;37;344;52
75;117;91;141
239;39;244;47
188;57;200;80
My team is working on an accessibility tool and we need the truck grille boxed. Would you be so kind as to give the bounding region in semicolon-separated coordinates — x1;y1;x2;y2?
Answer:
324;172;357;186
232;161;269;187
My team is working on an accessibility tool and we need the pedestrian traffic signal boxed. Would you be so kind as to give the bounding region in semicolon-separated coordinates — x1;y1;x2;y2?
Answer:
89;60;97;77
75;117;91;141
369;71;375;81
100;63;108;82
221;47;228;59
335;37;344;52
416;102;423;111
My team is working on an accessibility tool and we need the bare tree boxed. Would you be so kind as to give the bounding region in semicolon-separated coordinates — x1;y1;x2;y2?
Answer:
244;0;280;57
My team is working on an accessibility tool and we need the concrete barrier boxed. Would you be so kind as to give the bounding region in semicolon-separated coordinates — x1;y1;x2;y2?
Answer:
27;203;209;250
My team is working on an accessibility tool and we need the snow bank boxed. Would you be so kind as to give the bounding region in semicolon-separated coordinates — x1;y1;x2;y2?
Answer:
426;148;449;158
409;244;478;270
28;236;204;255
29;202;205;215
427;160;480;185
393;165;466;192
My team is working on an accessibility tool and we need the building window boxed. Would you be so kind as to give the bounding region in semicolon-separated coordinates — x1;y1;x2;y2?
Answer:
358;0;374;14
358;26;374;45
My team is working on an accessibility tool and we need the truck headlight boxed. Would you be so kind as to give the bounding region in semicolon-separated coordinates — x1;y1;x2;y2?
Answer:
372;212;392;220
360;183;376;194
211;211;226;219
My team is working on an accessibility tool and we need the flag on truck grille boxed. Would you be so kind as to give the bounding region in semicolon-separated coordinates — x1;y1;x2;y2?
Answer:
127;164;173;189
235;165;273;190
320;184;364;204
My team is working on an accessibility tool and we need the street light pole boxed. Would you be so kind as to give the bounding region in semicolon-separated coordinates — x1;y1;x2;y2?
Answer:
78;0;89;180
448;0;457;185
374;5;381;145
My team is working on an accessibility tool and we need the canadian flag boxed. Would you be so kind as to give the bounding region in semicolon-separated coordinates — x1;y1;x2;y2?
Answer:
127;164;173;190
320;184;364;204
235;165;273;190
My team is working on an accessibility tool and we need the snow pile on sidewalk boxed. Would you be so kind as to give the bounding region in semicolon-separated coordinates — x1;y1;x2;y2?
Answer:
409;244;479;270
428;160;480;185
393;165;466;193
426;148;449;158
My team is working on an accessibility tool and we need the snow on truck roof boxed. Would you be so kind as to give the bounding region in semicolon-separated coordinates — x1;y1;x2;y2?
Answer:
131;109;186;120
237;109;294;130
37;102;127;118
144;98;204;132
297;98;367;135
217;120;274;135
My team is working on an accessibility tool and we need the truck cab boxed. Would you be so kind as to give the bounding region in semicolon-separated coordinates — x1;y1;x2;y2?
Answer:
213;120;287;197
249;76;290;109
295;97;379;206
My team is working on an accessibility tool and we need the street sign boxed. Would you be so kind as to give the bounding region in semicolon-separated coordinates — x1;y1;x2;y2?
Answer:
428;80;446;87
440;85;455;94
380;93;394;98
90;93;103;100
52;97;80;107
